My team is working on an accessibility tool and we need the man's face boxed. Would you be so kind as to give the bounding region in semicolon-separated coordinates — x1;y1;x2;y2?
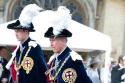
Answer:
119;59;123;66
123;59;125;66
14;29;29;42
49;37;66;53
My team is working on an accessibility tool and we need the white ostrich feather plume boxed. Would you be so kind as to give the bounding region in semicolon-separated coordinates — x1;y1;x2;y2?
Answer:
19;4;43;27
53;6;71;35
32;6;71;35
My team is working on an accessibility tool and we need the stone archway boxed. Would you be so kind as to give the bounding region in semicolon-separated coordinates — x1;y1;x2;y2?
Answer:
6;0;96;28
6;0;44;21
64;0;88;25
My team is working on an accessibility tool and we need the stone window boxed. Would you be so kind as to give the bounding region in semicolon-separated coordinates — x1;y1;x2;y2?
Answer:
8;0;85;24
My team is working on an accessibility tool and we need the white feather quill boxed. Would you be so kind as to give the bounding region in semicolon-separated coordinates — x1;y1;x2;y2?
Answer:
53;6;71;35
32;6;71;36
19;4;43;27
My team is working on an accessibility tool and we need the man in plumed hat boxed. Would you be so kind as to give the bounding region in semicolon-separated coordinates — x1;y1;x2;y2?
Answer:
6;4;48;83
44;6;92;83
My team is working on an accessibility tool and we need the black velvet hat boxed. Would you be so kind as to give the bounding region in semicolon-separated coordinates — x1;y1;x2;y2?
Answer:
7;4;42;32
44;27;72;38
44;6;72;38
7;20;35;32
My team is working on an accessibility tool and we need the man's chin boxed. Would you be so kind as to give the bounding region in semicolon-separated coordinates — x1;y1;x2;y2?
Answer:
52;49;57;53
53;50;60;54
16;39;21;41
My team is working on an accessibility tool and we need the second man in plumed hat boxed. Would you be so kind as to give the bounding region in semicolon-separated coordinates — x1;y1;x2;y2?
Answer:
44;6;92;83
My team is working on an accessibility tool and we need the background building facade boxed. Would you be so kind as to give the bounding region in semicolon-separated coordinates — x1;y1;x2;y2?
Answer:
0;0;125;61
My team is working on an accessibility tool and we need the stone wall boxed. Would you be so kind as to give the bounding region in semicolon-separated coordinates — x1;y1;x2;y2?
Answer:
101;0;125;60
0;0;4;23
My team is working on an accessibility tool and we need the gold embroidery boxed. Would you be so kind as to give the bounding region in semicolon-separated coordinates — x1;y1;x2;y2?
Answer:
15;46;32;74
22;57;34;74
48;55;70;81
62;68;77;83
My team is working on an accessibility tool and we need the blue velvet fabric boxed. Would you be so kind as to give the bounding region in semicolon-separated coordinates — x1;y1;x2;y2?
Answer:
51;47;92;83
15;37;48;83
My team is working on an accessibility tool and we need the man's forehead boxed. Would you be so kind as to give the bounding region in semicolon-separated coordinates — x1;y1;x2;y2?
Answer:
14;29;28;32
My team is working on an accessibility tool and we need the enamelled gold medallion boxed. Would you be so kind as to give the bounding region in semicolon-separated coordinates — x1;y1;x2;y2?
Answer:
62;68;77;83
22;57;34;74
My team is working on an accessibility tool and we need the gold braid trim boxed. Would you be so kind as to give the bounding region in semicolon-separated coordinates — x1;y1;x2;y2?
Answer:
50;55;70;80
15;46;32;72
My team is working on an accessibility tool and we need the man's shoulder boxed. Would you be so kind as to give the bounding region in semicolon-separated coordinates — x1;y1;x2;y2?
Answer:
112;64;121;72
69;51;83;61
113;64;120;69
28;40;43;51
28;40;39;48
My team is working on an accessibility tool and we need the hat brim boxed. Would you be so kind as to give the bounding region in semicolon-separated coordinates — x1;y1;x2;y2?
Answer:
44;27;72;38
7;20;35;32
45;35;72;38
8;26;35;32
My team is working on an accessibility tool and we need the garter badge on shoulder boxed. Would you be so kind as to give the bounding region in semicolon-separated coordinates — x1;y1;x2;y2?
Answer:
22;57;34;74
62;68;77;83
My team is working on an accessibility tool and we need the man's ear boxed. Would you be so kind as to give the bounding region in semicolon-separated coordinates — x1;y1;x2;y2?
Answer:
24;30;29;34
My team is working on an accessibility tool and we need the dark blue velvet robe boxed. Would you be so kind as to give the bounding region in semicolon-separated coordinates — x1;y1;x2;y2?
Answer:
15;37;48;83
50;47;92;83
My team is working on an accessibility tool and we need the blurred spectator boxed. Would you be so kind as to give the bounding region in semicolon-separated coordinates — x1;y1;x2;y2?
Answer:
0;57;10;83
86;58;101;83
121;56;125;83
100;57;114;83
0;47;10;83
0;61;3;78
111;55;123;83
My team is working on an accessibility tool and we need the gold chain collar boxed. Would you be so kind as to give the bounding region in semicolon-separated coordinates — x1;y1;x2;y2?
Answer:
49;55;70;81
15;46;32;72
